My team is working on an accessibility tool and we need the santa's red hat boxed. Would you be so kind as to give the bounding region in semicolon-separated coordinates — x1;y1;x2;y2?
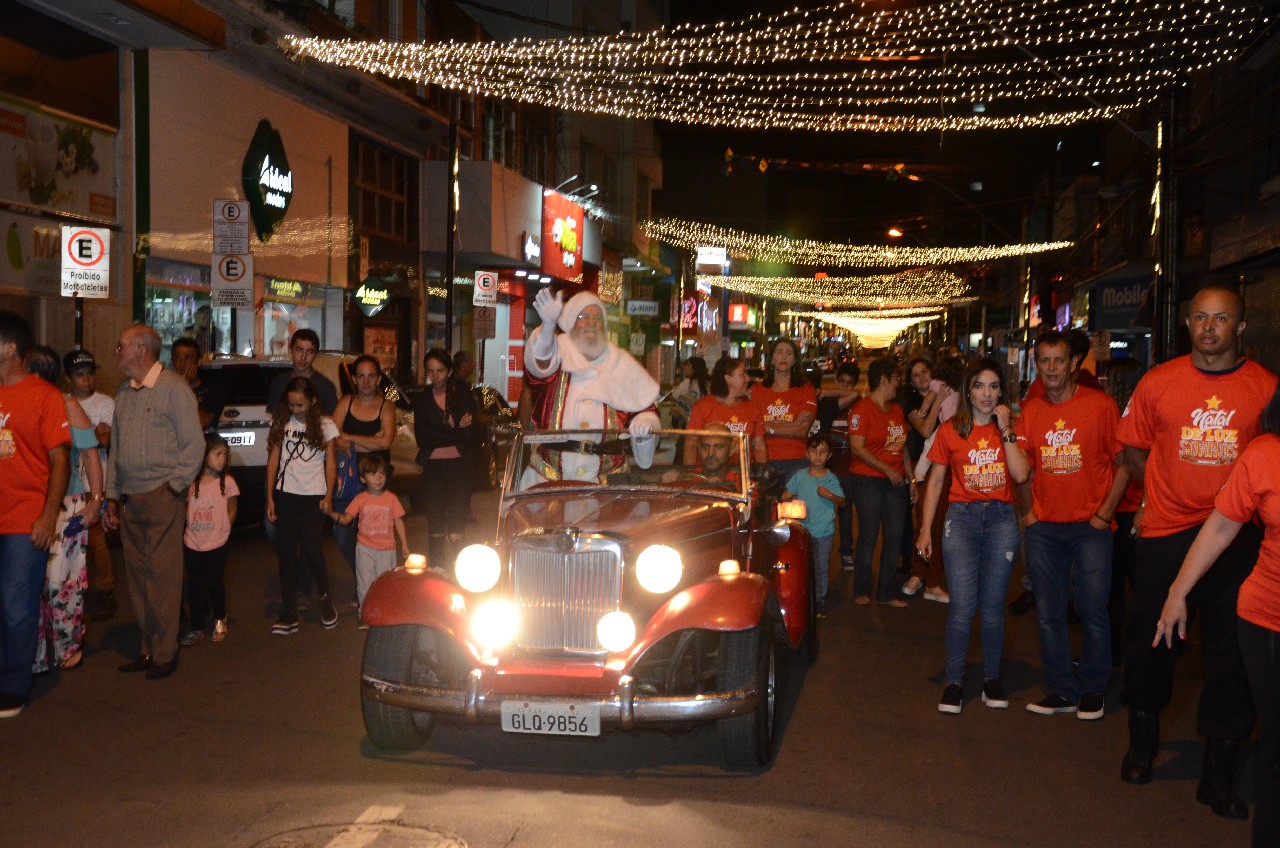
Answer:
557;290;607;333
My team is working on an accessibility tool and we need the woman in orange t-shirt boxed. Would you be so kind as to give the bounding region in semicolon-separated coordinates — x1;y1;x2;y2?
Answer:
917;357;1030;716
750;338;817;485
684;357;767;465
1156;386;1280;846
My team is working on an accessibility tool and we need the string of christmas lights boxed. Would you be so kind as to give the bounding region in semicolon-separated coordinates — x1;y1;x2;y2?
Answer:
784;305;963;320
279;0;1265;132
701;271;975;309
785;309;946;348
653;219;1072;267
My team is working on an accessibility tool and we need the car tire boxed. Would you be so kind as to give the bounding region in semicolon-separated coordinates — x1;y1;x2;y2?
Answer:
716;618;777;770
361;624;460;751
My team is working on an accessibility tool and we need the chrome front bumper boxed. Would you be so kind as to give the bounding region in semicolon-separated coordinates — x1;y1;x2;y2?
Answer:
361;668;760;729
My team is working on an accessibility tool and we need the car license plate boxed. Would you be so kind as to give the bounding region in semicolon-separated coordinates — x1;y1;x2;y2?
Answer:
221;432;254;447
500;701;600;736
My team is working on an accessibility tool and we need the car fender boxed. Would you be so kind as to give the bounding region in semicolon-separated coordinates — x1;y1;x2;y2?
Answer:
623;573;772;666
769;520;813;649
362;569;477;657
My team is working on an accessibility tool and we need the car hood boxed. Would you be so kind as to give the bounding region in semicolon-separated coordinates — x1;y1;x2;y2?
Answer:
501;489;739;550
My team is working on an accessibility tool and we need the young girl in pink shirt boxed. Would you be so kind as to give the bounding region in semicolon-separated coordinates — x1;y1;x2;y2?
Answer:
180;434;239;646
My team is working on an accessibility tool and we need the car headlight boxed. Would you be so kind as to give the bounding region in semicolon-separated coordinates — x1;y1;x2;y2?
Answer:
635;544;682;593
596;611;636;653
471;599;518;650
455;544;502;593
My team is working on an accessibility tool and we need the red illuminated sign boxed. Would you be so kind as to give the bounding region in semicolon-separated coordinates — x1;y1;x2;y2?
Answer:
541;192;585;283
681;296;698;330
728;303;750;325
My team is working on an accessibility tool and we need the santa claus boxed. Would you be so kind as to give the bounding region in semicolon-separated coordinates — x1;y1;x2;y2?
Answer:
522;287;660;485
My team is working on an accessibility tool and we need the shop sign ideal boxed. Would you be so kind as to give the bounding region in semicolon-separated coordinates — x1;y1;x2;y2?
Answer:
241;120;293;242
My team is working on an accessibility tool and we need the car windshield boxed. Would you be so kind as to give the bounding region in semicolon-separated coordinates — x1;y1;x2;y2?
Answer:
505;428;751;499
199;362;291;407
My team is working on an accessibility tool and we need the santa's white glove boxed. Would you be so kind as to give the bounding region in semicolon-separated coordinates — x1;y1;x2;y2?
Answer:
534;287;563;327
629;419;653;439
628;411;661;470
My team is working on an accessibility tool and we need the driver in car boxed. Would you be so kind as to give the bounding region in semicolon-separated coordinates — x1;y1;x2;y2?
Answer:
663;424;741;488
522;288;661;487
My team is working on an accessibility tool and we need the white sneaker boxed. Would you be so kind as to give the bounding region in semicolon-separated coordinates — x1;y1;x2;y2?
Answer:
901;576;923;596
923;587;951;604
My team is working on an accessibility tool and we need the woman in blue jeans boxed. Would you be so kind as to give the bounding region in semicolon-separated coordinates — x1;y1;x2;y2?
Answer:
917;358;1029;714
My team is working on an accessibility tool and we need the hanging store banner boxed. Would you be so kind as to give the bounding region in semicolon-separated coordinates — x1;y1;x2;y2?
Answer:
540;191;584;283
2;209;62;296
0;96;118;223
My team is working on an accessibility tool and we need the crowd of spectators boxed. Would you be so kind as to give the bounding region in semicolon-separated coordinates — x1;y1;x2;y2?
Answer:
4;282;1277;846
675;284;1274;843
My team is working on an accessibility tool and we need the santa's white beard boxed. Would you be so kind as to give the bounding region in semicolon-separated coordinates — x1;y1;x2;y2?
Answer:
571;330;608;361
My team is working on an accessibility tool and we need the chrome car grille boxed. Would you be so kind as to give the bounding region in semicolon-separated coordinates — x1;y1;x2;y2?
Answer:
511;536;623;654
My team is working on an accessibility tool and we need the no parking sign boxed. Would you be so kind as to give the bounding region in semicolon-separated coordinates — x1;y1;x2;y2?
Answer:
60;226;111;298
473;270;498;306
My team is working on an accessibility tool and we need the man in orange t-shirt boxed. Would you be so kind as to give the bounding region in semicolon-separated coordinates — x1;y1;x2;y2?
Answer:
1015;331;1129;720
0;312;70;718
846;358;914;605
1115;286;1278;819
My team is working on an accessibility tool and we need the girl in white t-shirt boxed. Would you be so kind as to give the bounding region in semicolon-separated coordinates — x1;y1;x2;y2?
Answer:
266;377;339;635
180;434;239;646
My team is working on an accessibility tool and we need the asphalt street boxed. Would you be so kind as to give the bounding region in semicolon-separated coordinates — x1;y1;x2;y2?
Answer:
0;485;1255;848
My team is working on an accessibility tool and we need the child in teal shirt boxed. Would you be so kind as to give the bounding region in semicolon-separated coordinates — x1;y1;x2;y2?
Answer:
783;434;846;615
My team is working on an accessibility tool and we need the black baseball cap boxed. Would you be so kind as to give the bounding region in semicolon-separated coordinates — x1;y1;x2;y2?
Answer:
64;349;96;374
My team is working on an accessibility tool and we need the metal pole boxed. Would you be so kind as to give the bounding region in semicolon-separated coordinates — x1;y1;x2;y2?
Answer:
444;120;459;354
73;294;83;348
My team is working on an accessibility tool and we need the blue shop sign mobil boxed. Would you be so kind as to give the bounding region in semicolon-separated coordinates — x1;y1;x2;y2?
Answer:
1095;276;1148;330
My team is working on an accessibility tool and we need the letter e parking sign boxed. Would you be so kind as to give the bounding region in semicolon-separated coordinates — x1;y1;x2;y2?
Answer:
60;226;111;299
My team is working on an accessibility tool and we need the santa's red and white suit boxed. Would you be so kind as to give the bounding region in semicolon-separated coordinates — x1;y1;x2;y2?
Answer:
522;292;660;485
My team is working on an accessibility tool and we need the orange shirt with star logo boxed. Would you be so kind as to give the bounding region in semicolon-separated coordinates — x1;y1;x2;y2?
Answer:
687;395;764;438
1015;386;1121;523
1117;355;1277;538
1214;434;1280;632
848;396;908;478
926;420;1014;503
750;382;818;461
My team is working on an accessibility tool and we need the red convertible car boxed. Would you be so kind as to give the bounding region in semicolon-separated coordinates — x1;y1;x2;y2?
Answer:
359;428;815;769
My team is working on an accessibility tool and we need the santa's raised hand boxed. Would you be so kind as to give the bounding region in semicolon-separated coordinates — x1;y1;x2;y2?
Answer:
530;287;564;362
534;287;563;326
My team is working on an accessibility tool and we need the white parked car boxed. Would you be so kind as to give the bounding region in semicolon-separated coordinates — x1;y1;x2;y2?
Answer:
198;353;417;516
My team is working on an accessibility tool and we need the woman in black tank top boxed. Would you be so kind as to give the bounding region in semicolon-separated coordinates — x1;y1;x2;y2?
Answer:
332;356;397;574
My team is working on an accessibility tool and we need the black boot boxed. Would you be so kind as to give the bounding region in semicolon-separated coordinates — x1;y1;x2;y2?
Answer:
1196;737;1249;820
1121;710;1160;784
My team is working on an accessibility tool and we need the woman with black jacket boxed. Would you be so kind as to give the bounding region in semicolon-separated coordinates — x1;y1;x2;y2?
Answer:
412;348;479;569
